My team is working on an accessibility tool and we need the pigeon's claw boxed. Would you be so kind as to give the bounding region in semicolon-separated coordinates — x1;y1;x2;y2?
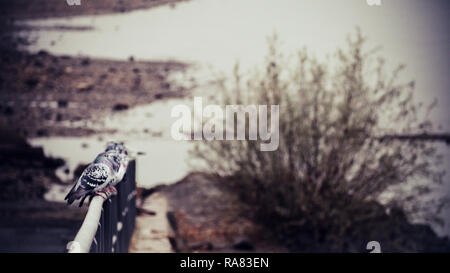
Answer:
95;186;118;200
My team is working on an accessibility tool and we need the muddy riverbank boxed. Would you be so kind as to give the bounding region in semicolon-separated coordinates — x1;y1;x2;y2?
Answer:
0;48;189;138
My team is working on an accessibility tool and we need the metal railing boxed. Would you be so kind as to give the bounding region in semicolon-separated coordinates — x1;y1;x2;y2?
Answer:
67;160;137;253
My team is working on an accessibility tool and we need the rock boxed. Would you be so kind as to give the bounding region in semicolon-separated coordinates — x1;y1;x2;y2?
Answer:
161;82;171;89
190;242;214;251
37;50;49;56
233;237;255;251
133;76;141;88
36;128;47;137
112;103;129;111
42;156;65;169
25;77;39;89
44;112;52;120
57;100;68;108
137;207;156;216
3;106;14;116
76;82;93;92
64;66;73;73
167;211;178;233
151;132;163;137
138;185;167;202
55;113;63;122
33;60;44;68
80;58;90;66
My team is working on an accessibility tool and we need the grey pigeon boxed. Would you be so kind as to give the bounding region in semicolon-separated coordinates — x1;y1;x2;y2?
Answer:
65;142;129;207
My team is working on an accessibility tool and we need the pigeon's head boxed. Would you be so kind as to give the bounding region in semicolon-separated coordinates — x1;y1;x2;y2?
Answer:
105;141;128;156
81;164;111;188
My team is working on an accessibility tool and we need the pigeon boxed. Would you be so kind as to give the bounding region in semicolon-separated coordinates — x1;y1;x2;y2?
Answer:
65;142;129;207
103;141;129;183
105;141;128;156
64;163;113;206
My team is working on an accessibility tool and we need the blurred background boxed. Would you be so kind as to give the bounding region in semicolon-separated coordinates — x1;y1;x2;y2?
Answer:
0;0;449;252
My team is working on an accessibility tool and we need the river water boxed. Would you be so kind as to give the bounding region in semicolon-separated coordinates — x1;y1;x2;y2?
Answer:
18;0;449;236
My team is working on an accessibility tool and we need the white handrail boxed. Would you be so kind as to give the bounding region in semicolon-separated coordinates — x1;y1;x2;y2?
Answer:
67;195;105;253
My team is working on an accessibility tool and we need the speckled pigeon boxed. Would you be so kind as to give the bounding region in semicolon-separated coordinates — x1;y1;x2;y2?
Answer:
65;142;129;207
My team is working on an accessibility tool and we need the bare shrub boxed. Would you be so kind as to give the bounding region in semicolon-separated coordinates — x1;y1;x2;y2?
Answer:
191;30;445;250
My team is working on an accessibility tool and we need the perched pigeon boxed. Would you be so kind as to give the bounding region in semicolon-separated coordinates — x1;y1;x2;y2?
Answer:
105;141;128;157
65;142;129;207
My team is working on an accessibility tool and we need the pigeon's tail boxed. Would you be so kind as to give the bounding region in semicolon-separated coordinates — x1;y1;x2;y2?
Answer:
65;186;92;207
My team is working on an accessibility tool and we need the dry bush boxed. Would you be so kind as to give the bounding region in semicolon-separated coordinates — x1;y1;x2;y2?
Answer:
192;30;445;251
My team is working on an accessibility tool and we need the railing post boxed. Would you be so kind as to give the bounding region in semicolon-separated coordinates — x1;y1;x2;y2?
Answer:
126;160;137;251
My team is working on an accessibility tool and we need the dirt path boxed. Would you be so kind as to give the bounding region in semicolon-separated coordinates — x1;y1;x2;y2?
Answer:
129;192;173;253
131;173;287;253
